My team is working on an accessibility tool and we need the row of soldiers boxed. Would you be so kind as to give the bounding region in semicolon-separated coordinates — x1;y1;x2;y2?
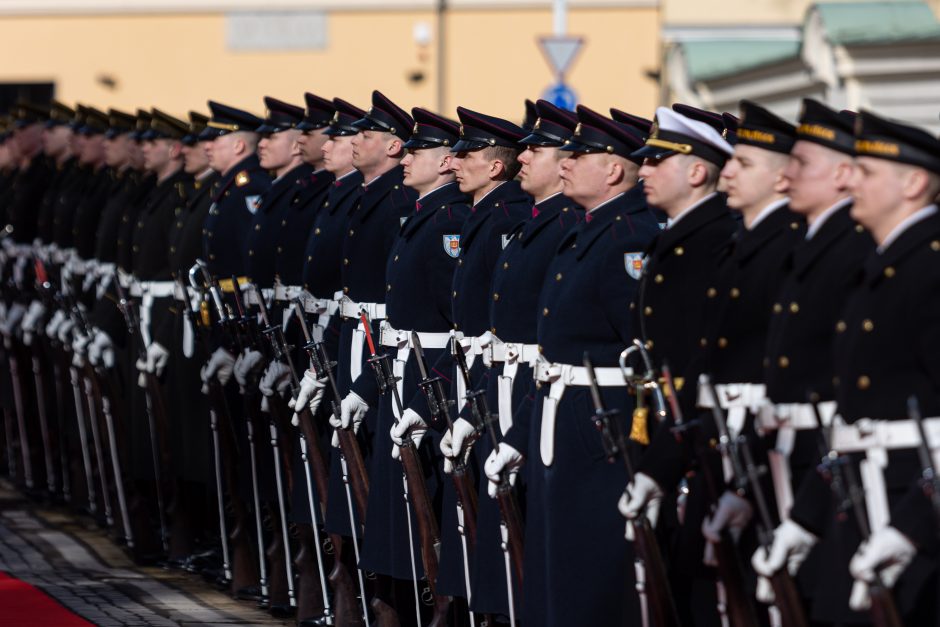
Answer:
0;88;937;627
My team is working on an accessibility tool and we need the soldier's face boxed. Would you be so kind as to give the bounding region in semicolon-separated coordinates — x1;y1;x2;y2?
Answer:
70;132;86;156
720;145;787;213
518;145;563;198
783;141;843;215
80;135;105;165
297;128;329;166
351;130;390;172
637;154;692;215
322;135;355;175
104;134;132;168
42;125;72;158
849;157;906;232
402;147;449;190
258;130;300;171
142;138;172;172
451;149;494;194
182;142;210;174
559;151;613;207
207;133;237;173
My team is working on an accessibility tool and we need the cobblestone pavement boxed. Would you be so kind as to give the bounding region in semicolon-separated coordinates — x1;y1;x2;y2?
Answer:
0;479;292;627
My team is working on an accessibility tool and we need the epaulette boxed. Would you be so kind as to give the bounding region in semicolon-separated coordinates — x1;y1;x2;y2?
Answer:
235;170;250;187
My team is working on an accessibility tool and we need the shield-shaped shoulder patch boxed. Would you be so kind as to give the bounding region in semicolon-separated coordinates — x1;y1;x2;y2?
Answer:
443;234;461;258
624;252;646;280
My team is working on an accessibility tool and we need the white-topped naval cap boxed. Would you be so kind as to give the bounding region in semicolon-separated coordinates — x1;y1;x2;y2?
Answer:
632;106;734;165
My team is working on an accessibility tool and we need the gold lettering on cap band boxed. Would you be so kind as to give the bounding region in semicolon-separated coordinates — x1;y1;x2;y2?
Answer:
855;139;900;157
644;138;693;155
738;128;776;145
797;124;835;141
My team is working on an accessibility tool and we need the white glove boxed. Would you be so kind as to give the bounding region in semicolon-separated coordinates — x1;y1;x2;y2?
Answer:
57;318;76;344
45;309;65;339
1;302;26;337
752;519;818;578
619;472;664;529
329;391;368;432
260;361;292;397
702;491;754;544
288;369;327;425
145;342;170;375
440;418;478;474
390;408;428;459
88;330;113;368
21;301;45;344
203;348;236;386
233;349;264;388
848;525;916;611
71;332;90;368
484;443;524;498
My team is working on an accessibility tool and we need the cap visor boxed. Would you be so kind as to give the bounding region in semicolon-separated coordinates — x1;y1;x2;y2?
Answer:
450;139;487;153
630;144;677;160
519;132;564;147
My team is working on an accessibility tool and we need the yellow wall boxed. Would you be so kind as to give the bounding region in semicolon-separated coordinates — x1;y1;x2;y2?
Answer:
0;6;660;123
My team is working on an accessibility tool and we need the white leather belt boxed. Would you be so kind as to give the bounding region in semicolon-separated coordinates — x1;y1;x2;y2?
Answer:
759;400;837;520
138;280;175;347
379;321;450;350
534;360;628;387
336;291;386;321
489;340;539;436
830;416;940;536
490;341;541;367
274;283;304;302
536;359;629;467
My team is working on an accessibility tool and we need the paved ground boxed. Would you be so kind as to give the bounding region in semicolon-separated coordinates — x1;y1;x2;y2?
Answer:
0;479;293;627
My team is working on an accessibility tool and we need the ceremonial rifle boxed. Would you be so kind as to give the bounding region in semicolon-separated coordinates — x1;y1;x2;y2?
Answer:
589;350;680;627
809;396;903;627
908;396;940;528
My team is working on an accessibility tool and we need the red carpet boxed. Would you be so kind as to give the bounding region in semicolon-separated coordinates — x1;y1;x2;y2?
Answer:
0;570;94;626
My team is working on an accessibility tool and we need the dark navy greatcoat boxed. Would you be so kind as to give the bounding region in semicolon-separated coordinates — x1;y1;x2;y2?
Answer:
302;170;363;534
274;166;333;287
355;181;471;582
636;193;737;378
202;154;270;281
791;208;940;625
404;180;531;598
523;185;660;627
475;192;581;616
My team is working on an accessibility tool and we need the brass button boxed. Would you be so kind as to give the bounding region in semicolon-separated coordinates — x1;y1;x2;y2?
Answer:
315;228;321;235
778;356;789;368
645;340;653;350
277;246;282;253
348;229;355;236
699;338;707;347
789;302;799;314
248;249;254;256
387;284;391;292
133;245;139;252
644;306;653;316
718;337;728;349
857;375;870;390
343;258;349;265
453;291;457;297
836;320;846;333
282;220;287;226
762;357;770;368
629;302;636;310
707;287;717;298
932;240;940;252
790;222;800;230
458;259;463;266
884;266;895;278
555;273;563;281
394;255;399;262
343;287;349;294
543;307;550;317
254;224;261;231
674;246;684;256
170;246;176;253
855;224;864;233
862;319;874;332
210;254;216;260
654;274;664;284
773;303;782;314
493;293;500;301
730;287;740;299
503;261;509;270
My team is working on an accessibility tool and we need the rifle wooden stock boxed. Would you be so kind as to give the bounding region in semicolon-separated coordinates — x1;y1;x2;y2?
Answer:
398;440;442;593
769;568;808;627
452;467;478;547
294;404;331;514
713;530;761;627
336;426;370;521
496;482;525;585
632;517;680;627
869;583;904;627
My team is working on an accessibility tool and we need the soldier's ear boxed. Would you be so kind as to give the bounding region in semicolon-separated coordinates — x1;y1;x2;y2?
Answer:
901;166;937;203
833;159;854;194
438;153;453;175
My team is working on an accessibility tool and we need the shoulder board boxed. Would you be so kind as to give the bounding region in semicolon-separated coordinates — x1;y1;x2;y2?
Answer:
235;170;250;187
